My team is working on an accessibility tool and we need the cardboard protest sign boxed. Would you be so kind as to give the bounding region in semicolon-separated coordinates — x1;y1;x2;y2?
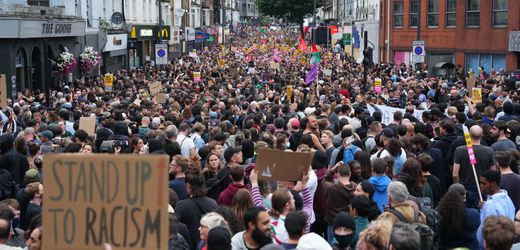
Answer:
42;154;169;250
467;77;477;96
193;72;201;83
255;148;313;181
79;116;96;136
472;88;482;103
218;59;225;68
269;62;280;70
149;81;163;95
0;74;7;109
156;93;167;104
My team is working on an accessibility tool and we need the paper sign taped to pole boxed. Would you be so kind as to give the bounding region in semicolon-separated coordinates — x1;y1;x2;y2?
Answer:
79;116;96;136
255;148;312;181
42;154;169;250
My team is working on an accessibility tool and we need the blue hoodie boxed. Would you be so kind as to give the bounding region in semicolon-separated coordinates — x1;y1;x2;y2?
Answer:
369;175;392;212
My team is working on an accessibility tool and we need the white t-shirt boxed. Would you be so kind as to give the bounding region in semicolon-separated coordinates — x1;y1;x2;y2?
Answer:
176;134;195;157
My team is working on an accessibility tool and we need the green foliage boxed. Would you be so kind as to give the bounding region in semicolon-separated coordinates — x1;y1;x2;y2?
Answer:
255;0;322;25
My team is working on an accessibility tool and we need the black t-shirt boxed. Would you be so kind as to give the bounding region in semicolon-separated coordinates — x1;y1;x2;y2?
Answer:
454;145;494;186
500;173;520;212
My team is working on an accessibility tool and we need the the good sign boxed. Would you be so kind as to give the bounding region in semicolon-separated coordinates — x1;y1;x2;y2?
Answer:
42;154;169;250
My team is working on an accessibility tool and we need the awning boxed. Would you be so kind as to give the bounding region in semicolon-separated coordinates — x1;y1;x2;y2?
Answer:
434;62;455;69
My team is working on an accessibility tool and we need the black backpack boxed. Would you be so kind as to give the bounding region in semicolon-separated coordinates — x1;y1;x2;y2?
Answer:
388;208;435;250
0;168;18;200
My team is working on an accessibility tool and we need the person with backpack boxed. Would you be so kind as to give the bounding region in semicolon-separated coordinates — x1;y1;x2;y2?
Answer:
323;162;357;244
363;121;383;155
331;130;361;166
377;181;427;225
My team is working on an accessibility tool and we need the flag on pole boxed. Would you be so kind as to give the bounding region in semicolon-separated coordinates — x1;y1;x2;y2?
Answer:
305;64;318;84
298;36;308;51
310;43;321;65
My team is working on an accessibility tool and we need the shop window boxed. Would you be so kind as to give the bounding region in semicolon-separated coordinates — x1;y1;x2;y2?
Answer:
465;54;506;74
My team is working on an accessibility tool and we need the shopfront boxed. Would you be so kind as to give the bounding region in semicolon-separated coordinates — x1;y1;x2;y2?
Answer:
103;33;128;73
128;25;170;68
0;17;85;96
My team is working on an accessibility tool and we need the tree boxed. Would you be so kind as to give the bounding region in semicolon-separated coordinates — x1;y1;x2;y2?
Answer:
256;0;322;35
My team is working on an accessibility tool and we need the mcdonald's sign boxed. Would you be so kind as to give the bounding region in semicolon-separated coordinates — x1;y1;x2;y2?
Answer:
156;27;170;40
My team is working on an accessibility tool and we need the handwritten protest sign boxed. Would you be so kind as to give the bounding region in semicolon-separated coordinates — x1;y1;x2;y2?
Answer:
322;69;332;77
104;74;113;92
79;116;96;136
149;81;162;95
255;148;312;181
42;154;169;250
374;78;382;94
193;72;201;83
472;88;482;103
156;93;167;104
269;62;280;70
0;75;7;109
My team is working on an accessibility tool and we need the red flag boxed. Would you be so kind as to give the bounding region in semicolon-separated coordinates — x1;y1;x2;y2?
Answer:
298;36;308;51
303;26;310;34
311;43;318;53
246;52;251;62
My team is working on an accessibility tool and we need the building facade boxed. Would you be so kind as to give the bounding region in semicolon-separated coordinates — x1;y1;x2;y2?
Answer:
238;0;259;22
379;0;519;74
0;1;86;95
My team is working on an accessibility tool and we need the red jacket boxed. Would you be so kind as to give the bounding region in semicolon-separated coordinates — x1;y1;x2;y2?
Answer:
218;183;249;207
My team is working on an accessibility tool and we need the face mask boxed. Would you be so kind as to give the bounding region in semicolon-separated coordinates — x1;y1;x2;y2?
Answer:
335;233;354;248
284;142;290;148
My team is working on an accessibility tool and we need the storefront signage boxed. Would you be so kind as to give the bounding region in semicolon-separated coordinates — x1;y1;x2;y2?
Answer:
510;31;520;52
7;19;86;38
140;29;153;37
104;34;128;52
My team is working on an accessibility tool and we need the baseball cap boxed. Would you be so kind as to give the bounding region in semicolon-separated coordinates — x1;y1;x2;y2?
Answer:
304;107;316;116
289;118;300;129
224;146;242;162
381;127;395;138
38;130;54;140
297;233;332;250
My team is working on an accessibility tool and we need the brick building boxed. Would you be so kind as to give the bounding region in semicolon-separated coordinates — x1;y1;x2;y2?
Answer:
379;0;519;75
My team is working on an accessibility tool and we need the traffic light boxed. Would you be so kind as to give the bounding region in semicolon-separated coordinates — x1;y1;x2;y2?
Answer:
363;47;374;67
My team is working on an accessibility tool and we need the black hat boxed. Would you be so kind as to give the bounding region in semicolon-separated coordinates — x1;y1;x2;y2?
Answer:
224;146;242;162
381;127;395;138
333;211;356;231
311;151;328;170
274;117;285;129
206;226;232;250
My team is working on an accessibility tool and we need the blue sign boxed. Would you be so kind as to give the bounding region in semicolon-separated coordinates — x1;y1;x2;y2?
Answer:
157;49;166;57
414;46;423;55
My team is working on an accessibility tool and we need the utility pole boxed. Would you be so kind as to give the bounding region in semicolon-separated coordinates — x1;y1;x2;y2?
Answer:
415;0;421;71
158;0;163;44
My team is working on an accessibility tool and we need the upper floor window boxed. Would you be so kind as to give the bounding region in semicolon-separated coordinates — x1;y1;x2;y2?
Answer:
28;0;49;7
466;0;480;27
427;0;439;27
493;0;508;26
393;1;403;27
446;0;456;27
410;0;418;28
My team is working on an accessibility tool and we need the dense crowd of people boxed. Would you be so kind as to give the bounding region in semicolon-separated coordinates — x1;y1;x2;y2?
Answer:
0;25;519;250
